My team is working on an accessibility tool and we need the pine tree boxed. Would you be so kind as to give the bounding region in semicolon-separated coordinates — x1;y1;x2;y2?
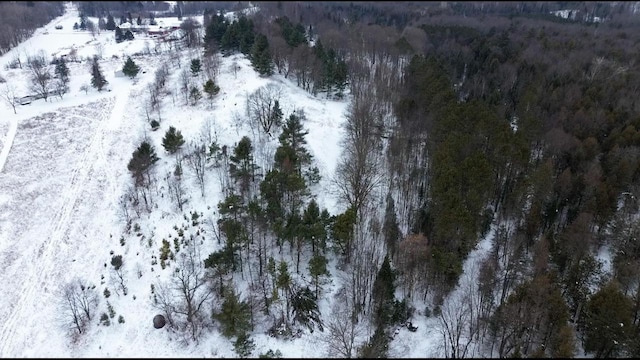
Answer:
290;286;323;332
189;86;202;105
127;141;159;186
162;126;185;154
250;33;273;76
90;56;108;91
229;136;258;196
372;255;396;327
382;193;401;258
203;79;220;99
234;333;256;357
122;56;140;79
302;199;326;253
275;113;311;176
190;58;202;76
270;100;284;129
583;281;634;358
308;253;328;299
55;57;70;91
115;27;123;42
213;287;252;338
106;14;116;30
136;15;142;26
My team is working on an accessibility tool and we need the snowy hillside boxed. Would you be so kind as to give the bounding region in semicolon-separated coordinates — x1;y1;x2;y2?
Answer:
0;2;496;358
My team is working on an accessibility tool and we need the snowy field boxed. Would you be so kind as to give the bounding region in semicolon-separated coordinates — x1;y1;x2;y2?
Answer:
0;2;496;358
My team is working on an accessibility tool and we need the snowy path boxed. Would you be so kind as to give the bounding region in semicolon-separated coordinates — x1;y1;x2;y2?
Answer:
0;90;128;357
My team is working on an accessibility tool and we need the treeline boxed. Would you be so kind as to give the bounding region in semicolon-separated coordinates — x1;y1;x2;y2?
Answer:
203;11;348;96
246;1;640;356
0;1;64;55
387;10;640;358
73;1;170;18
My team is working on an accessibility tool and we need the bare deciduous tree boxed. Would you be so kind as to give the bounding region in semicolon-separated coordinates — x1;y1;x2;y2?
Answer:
174;242;213;342
246;84;283;135
322;293;363;358
27;53;52;102
1;82;19;114
57;279;99;335
179;68;191;105
334;88;384;217
186;141;207;197
166;168;187;211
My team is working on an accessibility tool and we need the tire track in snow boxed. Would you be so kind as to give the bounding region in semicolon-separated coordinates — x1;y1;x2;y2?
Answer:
0;92;128;357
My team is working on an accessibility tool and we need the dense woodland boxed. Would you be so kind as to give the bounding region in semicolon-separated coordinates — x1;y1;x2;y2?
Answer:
0;1;65;55
5;1;640;358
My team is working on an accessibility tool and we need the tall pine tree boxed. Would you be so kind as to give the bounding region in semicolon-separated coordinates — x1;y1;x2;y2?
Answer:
90;56;108;91
250;34;273;76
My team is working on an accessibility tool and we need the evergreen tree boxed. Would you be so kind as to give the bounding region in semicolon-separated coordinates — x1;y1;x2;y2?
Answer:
229;136;258;196
331;206;356;259
234;332;256;357
189;86;202;105
115;27;123;42
127;141;159;186
582;281;634;358
90;56;108;91
203;79;220;99
302;199;326;254
190;58;202;76
358;325;389;358
270;100;284;129
308;253;328;299
250;34;273;76
290;286;323;332
372;255;396;327
275;113;311;176
213;287;252;338
136;15;142;26
122;56;140;79
162;126;185;154
382;193;401;258
54;57;70;91
106;14;116;30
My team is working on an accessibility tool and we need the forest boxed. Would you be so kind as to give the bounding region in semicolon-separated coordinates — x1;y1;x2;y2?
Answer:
4;1;639;357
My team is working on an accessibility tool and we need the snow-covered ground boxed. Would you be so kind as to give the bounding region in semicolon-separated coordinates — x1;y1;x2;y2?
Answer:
0;2;499;357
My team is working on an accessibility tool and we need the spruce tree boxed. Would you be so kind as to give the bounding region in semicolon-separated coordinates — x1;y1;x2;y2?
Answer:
190;58;202;76
213;287;251;338
115;27;123;42
250;34;273;76
234;333;256;357
290;286;323;332
55;57;70;91
229;136;258;194
372;255;396;327
106;14;116;30
275;113;311;176
90;56;108;91
122;56;140;79
162;126;185;154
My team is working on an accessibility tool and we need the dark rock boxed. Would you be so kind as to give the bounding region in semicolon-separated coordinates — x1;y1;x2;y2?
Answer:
153;314;166;329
